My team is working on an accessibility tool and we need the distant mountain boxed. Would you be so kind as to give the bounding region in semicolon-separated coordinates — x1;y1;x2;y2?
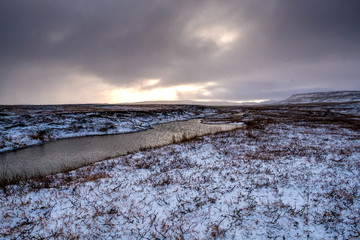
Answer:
129;100;261;106
278;91;360;104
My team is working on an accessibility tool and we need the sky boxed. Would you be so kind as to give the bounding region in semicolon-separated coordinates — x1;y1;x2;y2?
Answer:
0;0;360;104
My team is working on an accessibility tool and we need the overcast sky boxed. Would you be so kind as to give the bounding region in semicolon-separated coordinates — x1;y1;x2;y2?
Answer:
1;0;359;104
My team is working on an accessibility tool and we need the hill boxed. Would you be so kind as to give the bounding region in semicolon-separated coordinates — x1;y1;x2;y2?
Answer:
278;91;360;104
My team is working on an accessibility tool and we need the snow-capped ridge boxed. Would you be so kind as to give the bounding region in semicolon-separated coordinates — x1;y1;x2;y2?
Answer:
279;91;360;104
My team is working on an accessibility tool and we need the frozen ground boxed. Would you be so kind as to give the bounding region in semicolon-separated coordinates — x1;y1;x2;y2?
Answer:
0;104;217;152
0;103;359;239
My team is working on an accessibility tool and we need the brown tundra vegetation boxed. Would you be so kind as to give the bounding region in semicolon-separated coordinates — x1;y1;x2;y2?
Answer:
0;101;359;239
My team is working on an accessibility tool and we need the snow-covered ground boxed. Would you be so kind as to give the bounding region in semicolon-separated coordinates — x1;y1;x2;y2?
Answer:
1;95;359;153
1;106;359;239
0;105;217;152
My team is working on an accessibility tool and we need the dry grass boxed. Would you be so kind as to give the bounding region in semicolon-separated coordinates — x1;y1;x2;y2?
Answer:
0;102;359;239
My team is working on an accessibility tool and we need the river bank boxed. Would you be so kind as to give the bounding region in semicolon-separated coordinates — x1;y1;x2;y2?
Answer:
0;104;219;153
0;112;359;239
0;119;242;182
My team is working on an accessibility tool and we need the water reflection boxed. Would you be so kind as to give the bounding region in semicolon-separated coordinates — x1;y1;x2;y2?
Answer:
0;119;241;181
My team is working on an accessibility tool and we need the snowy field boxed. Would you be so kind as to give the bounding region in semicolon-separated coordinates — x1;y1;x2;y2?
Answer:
0;104;217;152
1;102;359;239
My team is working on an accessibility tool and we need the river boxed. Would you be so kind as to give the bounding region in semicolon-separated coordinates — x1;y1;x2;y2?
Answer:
0;119;242;181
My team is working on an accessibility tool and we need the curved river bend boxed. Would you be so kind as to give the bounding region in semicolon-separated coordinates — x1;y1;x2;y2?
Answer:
1;119;241;181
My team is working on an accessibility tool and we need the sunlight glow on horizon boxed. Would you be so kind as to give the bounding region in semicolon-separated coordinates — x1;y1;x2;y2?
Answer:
110;80;217;103
194;99;270;104
46;74;268;105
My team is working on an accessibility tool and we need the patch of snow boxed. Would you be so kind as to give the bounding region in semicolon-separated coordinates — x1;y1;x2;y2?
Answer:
1;119;359;239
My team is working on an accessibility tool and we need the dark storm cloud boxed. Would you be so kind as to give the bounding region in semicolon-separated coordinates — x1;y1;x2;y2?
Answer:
0;0;359;104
